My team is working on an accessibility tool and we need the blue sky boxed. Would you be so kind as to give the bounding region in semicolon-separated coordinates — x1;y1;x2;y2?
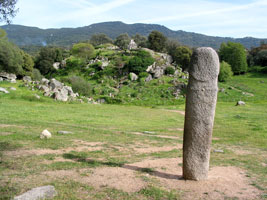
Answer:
2;0;267;38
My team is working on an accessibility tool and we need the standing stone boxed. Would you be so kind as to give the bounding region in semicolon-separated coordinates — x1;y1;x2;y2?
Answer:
183;47;219;180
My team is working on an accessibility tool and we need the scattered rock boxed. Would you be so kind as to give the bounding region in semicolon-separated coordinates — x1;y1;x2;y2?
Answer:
23;76;32;83
13;185;57;200
57;131;73;135
40;129;52;139
9;87;16;91
128;39;138;50
0;77;3;82
213;149;224;153
34;94;40;99
236;101;245;106
143;131;156;134
41;78;49;86
219;88;225;92
145;74;153;82
129;72;138;81
0;87;9;94
50;79;63;90
53;62;61;70
260;80;264;83
0;72;16;81
10;79;16;83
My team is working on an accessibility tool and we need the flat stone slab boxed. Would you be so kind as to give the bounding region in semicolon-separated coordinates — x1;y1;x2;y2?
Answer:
13;185;56;200
0;87;9;94
57;130;74;135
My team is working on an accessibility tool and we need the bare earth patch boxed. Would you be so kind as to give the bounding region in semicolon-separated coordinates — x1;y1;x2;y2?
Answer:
0;132;13;136
0;124;25;128
133;145;182;154
164;110;185;115
129;158;261;200
3;140;105;157
130;132;179;139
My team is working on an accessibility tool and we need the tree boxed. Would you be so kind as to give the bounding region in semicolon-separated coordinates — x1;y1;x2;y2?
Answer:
166;39;180;56
90;33;113;47
172;46;192;70
254;50;267;66
35;47;64;75
219;42;248;74
0;38;24;75
133;34;147;48
0;0;18;23
71;42;95;60
21;51;34;76
114;33;131;50
148;31;167;52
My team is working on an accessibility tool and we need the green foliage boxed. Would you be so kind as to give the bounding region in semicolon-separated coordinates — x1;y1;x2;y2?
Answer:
21;51;34;76
66;56;86;70
133;34;147;48
114;33;130;50
35;47;64;75
71;42;95;60
249;66;267;74
165;66;175;75
90;33;113;47
0;38;24;75
166;39;180;56
67;76;92;96
219;61;233;82
148;30;167;52
0;28;6;39
253;50;267;67
219;42;248;74
126;50;154;74
171;46;192;70
31;68;43;81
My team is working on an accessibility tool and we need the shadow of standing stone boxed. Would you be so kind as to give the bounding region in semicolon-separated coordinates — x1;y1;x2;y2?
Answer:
183;47;219;181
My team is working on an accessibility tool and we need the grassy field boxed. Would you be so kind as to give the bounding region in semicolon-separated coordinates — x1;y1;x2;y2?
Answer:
0;73;266;199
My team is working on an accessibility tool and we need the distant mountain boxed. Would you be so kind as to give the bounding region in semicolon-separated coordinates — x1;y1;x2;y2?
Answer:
1;21;267;49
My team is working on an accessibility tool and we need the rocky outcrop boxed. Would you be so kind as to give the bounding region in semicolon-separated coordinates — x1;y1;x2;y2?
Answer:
129;72;138;81
0;72;16;83
128;39;138;50
14;185;56;200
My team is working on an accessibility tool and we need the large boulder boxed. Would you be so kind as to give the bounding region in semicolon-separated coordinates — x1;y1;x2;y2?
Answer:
129;72;138;81
53;62;61;70
128;39;138;50
236;101;245;106
153;66;164;78
0;72;16;81
50;79;63;90
13;185;57;200
41;78;49;86
145;74;153;82
23;76;32;83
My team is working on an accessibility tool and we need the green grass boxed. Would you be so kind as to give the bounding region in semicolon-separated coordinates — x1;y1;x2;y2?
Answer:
0;72;267;199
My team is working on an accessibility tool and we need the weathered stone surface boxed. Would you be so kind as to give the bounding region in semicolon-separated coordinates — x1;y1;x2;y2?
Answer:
183;47;219;181
129;72;138;81
13;185;56;200
53;62;60;70
40;129;52;139
0;77;3;81
9;87;17;91
0;87;9;93
23;76;32;82
0;72;16;80
50;79;63;90
128;39;138;50
34;94;40;99
41;78;49;86
145;74;153;82
57;131;73;135
236;100;245;106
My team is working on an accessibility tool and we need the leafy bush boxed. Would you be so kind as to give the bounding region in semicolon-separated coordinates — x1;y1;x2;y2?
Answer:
67;76;91;96
114;33;131;50
219;61;233;82
249;66;267;74
71;43;95;60
126;50;154;74
171;46;192;70
32;68;43;81
148;31;167;52
90;33;113;47
165;66;175;75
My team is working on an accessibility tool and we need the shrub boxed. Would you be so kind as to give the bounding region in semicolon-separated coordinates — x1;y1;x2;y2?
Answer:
71;43;95;60
67;76;91;96
126;50;154;74
148;31;167;52
32;68;43;81
165;66;175;75
171;46;192;70
219;61;233;82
